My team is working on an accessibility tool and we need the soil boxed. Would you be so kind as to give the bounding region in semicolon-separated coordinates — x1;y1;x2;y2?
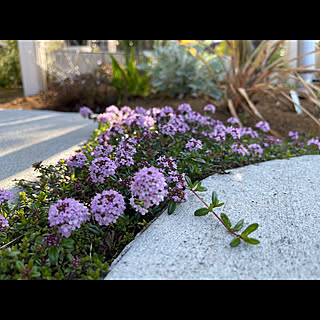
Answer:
1;89;320;139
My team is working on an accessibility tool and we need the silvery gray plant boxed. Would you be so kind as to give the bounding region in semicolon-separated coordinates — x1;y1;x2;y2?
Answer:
137;41;224;100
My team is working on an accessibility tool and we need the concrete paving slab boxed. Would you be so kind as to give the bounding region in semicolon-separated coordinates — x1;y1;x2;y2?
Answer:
106;155;320;280
0;109;96;195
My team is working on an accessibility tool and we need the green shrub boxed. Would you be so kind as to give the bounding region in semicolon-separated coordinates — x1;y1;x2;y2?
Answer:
138;41;223;99
0;40;22;89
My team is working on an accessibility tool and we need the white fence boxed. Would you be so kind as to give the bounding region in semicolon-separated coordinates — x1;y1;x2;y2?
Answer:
50;50;127;80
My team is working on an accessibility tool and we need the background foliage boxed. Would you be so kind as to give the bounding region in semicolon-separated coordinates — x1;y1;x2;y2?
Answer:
0;40;22;88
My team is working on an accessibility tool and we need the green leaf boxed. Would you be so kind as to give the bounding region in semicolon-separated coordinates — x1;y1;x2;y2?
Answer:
242;237;260;245
16;260;25;272
193;158;206;164
198;187;208;192
215;202;224;207
241;223;259;238
185;175;192;187
229;237;241;247
212;191;218;205
220;213;231;229
194;208;209;216
88;224;101;236
48;247;59;266
61;238;75;249
231;219;244;232
168;200;177;215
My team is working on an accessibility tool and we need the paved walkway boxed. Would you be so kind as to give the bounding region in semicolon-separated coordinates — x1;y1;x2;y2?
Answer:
0;109;96;195
106;155;320;280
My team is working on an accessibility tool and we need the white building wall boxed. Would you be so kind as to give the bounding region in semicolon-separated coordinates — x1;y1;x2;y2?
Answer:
18;40;45;96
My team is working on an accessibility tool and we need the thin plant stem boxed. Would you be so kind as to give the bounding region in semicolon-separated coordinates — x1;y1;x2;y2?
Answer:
190;189;242;239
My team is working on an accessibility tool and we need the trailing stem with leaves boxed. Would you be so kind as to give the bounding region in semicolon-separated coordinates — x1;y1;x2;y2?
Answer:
185;176;260;247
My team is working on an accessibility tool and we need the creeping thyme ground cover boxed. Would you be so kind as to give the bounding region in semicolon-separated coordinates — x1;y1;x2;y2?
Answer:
1;103;320;279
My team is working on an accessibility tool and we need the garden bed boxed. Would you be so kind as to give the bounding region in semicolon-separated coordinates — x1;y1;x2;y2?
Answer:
1;98;320;279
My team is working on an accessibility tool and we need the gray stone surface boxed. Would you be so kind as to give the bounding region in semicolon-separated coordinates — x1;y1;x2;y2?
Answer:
0;109;96;194
106;155;320;280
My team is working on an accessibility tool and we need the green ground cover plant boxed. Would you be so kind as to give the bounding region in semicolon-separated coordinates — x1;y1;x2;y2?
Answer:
1;103;320;279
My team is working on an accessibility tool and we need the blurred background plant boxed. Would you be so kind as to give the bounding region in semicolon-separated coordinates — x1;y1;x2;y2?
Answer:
137;40;224;99
106;50;150;104
0;40;22;89
180;40;320;138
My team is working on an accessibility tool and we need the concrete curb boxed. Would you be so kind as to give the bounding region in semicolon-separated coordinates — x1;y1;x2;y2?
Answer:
106;155;320;280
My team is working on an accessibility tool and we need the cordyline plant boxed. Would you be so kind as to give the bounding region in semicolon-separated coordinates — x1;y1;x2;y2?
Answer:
180;40;320;139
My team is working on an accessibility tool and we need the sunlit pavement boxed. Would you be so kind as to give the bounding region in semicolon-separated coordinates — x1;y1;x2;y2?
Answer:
0;109;96;195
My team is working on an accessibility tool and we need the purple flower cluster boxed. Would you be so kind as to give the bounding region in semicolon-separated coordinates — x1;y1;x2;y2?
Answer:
248;143;264;156
67;152;87;168
203;104;216;114
185;138;203;152
70;258;81;268
89;157;118;183
288;131;299;140
156;156;178;172
256;121;270;133
79;106;93;119
0;188;14;206
159;114;190;136
115;137;137;167
91;144;113;158
42;233;62;247
231;142;250;156
156;156;188;203
48;198;90;237
91;190;126;226
166;171;188;203
307;137;320;149
130;166;167;215
0;214;9;230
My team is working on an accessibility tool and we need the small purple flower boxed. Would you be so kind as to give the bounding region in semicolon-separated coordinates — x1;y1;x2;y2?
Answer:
89;157;119;183
177;103;192;114
185;138;203;152
130;166;168;215
0;214;9;230
231;142;250;156
91;190;126;226
42;233;62;247
248;143;264;156
203;104;216;114
67;152;87;168
91;144;113;158
156;156;178;173
105;105;120;114
225;126;241;139
48;198;90;238
307;137;320;149
97;112;116;124
121;106;132;114
115;137;137;167
227;117;239;125
79;106;93;119
135;106;147;115
0;188;14;206
288;131;299;140
256;121;270;133
70;258;81;268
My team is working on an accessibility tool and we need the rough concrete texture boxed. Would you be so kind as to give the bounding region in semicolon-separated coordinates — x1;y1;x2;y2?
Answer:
0;109;96;195
106;155;320;280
